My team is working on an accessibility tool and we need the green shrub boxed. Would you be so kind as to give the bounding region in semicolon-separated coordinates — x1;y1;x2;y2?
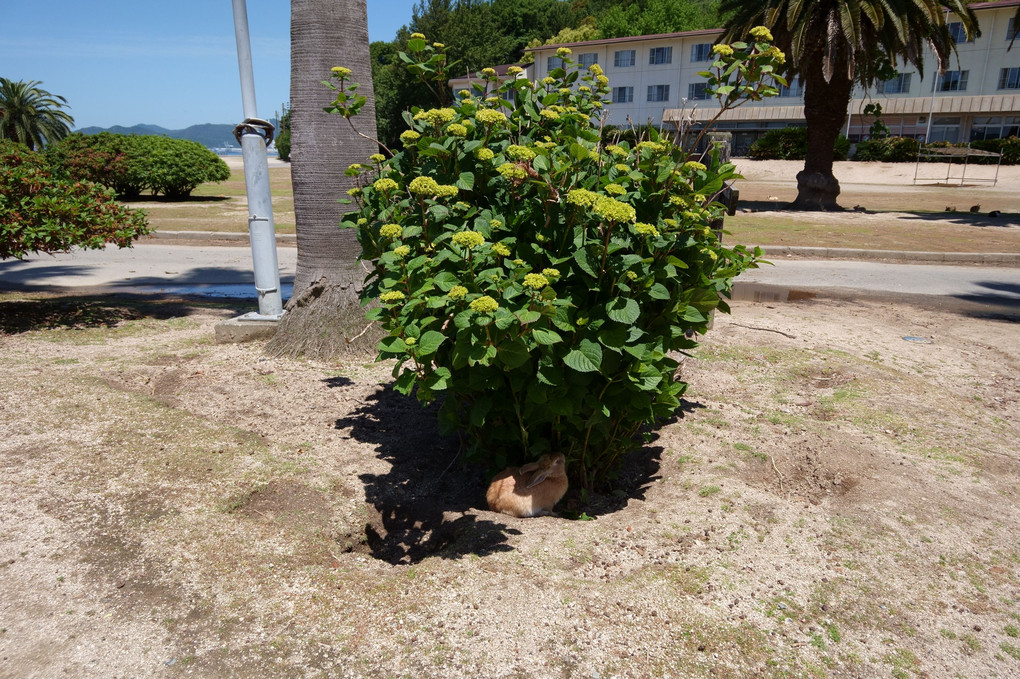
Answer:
46;133;230;199
0;139;149;260
140;136;230;199
275;107;291;162
748;126;849;161
852;136;920;162
332;35;776;489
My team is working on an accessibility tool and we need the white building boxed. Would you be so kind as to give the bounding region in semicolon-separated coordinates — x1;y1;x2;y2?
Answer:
526;0;1020;155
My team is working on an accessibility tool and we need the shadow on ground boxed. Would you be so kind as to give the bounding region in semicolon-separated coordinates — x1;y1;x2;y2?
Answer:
333;382;704;564
0;294;253;334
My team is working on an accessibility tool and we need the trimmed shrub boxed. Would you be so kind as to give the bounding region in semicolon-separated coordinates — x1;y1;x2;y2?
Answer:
47;133;230;199
852;136;920;162
748;126;850;161
1;139;149;260
330;34;779;489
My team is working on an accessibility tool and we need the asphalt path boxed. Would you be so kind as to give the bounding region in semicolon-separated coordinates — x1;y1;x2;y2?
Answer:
1;241;1018;317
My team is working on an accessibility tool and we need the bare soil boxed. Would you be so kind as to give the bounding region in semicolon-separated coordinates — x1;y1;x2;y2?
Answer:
1;292;1018;678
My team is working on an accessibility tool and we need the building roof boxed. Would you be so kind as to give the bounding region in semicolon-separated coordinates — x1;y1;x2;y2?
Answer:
528;1;1019;52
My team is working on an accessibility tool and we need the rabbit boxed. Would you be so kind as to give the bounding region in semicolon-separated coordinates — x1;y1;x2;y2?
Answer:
486;453;568;518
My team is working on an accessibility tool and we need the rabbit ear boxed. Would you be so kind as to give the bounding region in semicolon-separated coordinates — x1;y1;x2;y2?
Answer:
526;470;550;489
519;462;540;475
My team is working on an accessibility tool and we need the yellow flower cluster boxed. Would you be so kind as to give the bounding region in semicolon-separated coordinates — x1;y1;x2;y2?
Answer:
414;108;457;126
604;183;625;196
712;44;734;57
393;245;411;258
475;147;495;161
505;145;536;161
475;109;508;126
331;66;352;78
556;47;572;58
614;163;632;173
481;67;497;77
595;75;609;87
469;296;499;313
541;77;556;86
435;184;459;198
497;163;527;180
485;96;500;105
542;268;560;279
566;189;599;208
606;145;627;157
373;177;399;193
626;271;638;281
492;242;511;256
408;176;441;195
410;32;426;40
523;273;549;289
379;223;403;239
432;42;445;49
592;196;637;223
400;130;421;146
452;231;485;248
636;141;665;152
490;219;504;229
539;109;560;120
404;336;416;346
749;26;773;41
588;64;603;76
507;66;524;76
762;46;786;64
447;123;468;137
379;291;406;303
683;161;707;173
634;222;659;237
369;153;386;163
347;187;362;197
447;285;468;299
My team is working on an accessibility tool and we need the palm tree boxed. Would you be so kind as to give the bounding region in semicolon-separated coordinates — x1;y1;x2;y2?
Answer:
0;79;74;150
720;0;978;210
289;0;379;295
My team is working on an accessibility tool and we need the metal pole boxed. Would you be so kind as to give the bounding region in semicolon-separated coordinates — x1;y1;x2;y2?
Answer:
231;0;284;319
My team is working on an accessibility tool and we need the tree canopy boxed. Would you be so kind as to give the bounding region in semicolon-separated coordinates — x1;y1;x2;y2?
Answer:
0;78;74;151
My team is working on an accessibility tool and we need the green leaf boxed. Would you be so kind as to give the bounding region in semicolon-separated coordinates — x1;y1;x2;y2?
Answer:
498;340;531;369
416;330;446;357
531;327;562;345
564;339;602;373
532;154;549;172
573;247;598;278
647;283;670;300
682;306;706;323
433;271;459;291
606;297;639;324
378;336;407;353
393;369;417;395
597;324;628;350
537;359;563;386
469;396;492;427
456;172;475;190
428;204;450;221
569;143;589;161
517;309;541;325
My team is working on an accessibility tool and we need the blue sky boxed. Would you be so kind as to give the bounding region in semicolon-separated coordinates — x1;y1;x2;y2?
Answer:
2;0;419;130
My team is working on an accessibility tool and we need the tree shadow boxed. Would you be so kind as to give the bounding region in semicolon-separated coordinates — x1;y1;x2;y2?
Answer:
121;194;233;203
952;281;1020;320
333;385;520;565
0;293;253;334
333;385;707;564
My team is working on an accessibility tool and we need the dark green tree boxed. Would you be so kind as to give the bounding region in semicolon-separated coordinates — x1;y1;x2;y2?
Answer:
720;0;978;210
0;78;74;151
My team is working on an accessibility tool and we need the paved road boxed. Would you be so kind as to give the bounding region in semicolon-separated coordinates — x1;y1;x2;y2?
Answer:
1;241;1018;317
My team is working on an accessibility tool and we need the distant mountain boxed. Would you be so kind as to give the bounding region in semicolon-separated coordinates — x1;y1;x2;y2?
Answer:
74;122;278;150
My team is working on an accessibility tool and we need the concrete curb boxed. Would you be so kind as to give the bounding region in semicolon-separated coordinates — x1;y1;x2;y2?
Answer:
147;231;1019;266
756;246;1020;266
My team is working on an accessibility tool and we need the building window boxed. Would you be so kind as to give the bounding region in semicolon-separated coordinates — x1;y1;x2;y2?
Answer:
687;82;710;100
578;52;598;68
1008;18;1017;41
547;56;564;71
999;67;1020;90
970;115;1020;141
876;73;911;94
929;116;961;143
690;43;713;62
612;86;634;104
614;49;636;67
938;70;968;92
947;22;971;44
649;46;673;65
647;84;670;102
777;77;803;97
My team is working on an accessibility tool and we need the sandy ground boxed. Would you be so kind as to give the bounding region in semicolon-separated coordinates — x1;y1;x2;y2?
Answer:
1;293;1018;678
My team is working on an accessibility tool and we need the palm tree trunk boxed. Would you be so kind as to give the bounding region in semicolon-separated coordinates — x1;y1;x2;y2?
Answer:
269;0;382;360
289;0;378;294
791;41;853;211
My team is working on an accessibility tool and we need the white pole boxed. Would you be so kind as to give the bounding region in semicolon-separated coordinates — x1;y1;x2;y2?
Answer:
231;0;284;319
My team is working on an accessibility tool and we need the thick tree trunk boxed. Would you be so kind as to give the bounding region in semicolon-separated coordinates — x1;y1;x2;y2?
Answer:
791;41;853;211
289;0;379;294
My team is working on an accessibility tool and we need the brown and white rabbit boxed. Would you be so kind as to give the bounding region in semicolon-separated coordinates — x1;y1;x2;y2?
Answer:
486;453;568;518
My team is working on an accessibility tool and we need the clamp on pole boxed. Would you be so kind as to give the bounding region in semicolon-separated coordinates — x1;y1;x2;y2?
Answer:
233;117;276;145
